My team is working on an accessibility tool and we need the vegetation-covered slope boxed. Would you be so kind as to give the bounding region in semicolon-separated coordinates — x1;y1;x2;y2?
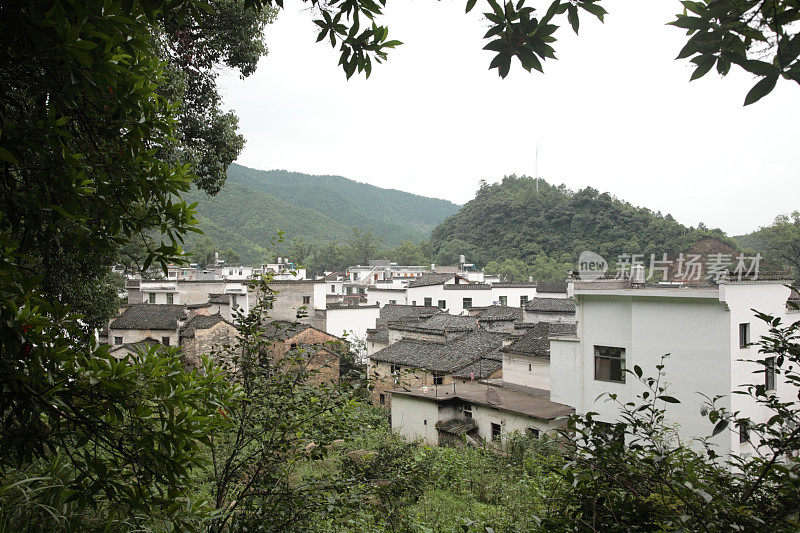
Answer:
183;182;353;264
429;175;734;266
226;164;461;246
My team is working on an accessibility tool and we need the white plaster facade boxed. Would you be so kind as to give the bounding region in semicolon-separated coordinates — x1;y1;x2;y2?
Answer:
324;305;381;345
550;280;795;458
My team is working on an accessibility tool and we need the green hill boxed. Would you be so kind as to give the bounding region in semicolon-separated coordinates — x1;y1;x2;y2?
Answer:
429;175;735;267
225;164;461;246
183;182;354;264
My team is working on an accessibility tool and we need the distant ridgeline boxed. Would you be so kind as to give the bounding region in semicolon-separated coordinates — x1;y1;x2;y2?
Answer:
428;175;738;268
182;163;461;264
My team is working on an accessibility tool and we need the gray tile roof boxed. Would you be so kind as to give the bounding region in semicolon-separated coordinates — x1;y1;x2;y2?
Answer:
110;304;187;331
109;337;163;354
491;282;537;288
436;418;478;436
535;281;568;293
208;293;229;305
443;283;491;291
524;297;576;313
408;273;455;288
473;305;523;322
391;382;574;421
261;320;313;341
502;322;577;357
180;314;230;338
452;356;502;380
377;304;439;327
371;330;506;374
390;313;479;334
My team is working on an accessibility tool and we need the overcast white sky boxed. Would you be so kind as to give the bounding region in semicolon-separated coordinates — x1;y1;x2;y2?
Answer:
218;0;799;236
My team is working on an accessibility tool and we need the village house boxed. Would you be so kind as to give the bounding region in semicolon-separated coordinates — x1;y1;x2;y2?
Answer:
389;382;574;447
261;321;345;385
105;303;238;368
549;274;796;458
365;304;440;356
368;312;509;407
522;297;577;323
388;318;577;448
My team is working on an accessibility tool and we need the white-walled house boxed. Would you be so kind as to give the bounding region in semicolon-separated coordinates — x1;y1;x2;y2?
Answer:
550;277;796;458
488;283;538;307
390;382;573;447
324;303;381;348
366;287;408;307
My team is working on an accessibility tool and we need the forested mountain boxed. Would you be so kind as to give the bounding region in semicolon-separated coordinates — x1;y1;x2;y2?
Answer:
183;182;354;264
226;164;461;245
429;175;735;267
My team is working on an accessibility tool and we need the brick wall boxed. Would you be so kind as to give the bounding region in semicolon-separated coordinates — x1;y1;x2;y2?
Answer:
262;326;343;385
180;321;239;369
368;360;454;408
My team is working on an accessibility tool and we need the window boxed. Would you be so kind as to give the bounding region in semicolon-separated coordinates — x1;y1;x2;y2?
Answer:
526;427;540;439
463;297;472;309
491;423;501;441
766;357;776;391
148;292;156;304
162;336;170;346
520;295;529;306
462;403;473;419
739;420;750;444
166;292;174;304
302;296;311;304
379;393;385;405
231;295;237;308
594;346;626;383
411;300;417;306
331;285;336;293
528;363;532;372
499;295;507;306
358;288;366;295
438;300;446;309
424;297;432;307
739;323;750;348
433;373;444;385
389;300;397;304
114;336;123;346
390;364;401;375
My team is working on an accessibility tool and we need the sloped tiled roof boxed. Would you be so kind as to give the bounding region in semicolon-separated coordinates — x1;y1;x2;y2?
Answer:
408;273;455;288
443;283;491;291
491;282;537;288
377;304;439;327
261;320;313;341
535;281;568;294
180;313;230;338
436;418;478;436
524;297;575;313
502;322;577;357
371;330;506;374
390;313;479;335
452;356;503;380
110;304;187;331
208;293;230;305
473;305;523;322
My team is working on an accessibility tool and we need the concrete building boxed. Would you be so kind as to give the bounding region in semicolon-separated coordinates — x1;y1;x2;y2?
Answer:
550;277;795;458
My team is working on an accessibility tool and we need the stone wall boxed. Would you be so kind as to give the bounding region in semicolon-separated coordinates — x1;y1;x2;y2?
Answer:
263;326;342;385
180;321;239;369
368;360;454;408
